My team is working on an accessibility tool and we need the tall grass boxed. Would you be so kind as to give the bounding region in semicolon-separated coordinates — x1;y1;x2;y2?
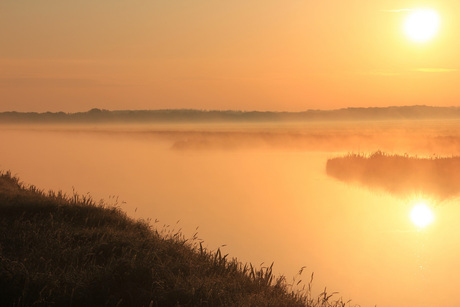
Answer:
0;171;354;306
326;151;460;199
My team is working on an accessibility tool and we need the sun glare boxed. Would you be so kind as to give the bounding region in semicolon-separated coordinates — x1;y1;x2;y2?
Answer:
404;9;440;42
410;203;434;228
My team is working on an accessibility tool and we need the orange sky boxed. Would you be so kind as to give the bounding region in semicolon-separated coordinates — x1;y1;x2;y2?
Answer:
1;0;459;112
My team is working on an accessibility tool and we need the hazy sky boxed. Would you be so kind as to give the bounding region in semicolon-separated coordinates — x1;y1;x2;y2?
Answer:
1;0;459;112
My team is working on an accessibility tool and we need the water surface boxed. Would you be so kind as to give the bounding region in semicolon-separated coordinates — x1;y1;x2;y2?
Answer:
2;121;460;306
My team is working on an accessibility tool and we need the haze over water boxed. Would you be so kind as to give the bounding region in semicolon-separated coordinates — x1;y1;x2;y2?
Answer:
3;120;460;307
5;1;460;305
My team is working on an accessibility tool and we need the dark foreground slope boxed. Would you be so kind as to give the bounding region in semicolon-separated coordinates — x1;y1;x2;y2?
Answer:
0;172;349;307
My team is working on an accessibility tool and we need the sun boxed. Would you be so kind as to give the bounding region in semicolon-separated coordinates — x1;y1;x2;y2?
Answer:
410;203;434;228
404;9;440;42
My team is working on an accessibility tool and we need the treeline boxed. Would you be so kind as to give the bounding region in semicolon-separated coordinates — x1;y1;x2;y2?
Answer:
2;105;460;124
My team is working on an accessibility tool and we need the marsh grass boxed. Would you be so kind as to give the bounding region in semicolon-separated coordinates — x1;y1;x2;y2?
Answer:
0;171;353;306
326;151;460;199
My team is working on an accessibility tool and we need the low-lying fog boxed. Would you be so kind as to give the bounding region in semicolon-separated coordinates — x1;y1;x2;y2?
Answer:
2;119;460;307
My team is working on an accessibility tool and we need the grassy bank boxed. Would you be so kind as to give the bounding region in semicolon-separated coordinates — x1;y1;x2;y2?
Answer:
0;171;350;306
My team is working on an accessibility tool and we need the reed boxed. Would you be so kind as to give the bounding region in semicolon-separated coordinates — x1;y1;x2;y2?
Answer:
0;171;353;306
326;151;460;199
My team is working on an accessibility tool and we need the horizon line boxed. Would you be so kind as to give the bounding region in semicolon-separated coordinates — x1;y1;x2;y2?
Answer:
1;104;458;114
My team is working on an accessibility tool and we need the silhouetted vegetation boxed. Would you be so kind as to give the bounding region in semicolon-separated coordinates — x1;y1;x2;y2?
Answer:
326;151;460;199
2;105;460;124
0;171;353;306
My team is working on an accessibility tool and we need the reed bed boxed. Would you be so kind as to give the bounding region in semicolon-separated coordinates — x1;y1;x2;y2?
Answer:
326;151;460;199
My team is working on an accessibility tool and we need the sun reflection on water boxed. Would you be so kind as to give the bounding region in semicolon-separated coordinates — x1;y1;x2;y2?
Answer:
410;202;435;228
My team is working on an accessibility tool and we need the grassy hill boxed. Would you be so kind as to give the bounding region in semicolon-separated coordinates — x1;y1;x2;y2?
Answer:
0;171;350;306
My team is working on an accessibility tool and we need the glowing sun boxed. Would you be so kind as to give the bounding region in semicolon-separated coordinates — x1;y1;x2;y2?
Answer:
404;9;440;42
410;203;434;228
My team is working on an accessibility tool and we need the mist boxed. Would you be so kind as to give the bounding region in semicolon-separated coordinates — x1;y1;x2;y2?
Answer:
2;119;460;307
6;118;460;154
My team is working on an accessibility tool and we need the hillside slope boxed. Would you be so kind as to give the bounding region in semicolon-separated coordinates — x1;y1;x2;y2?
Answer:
0;172;349;306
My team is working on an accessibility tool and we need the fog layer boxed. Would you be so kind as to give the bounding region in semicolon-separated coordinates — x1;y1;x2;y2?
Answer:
2;120;460;307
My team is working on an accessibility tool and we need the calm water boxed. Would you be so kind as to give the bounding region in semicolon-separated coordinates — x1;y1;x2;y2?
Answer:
2;121;460;306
